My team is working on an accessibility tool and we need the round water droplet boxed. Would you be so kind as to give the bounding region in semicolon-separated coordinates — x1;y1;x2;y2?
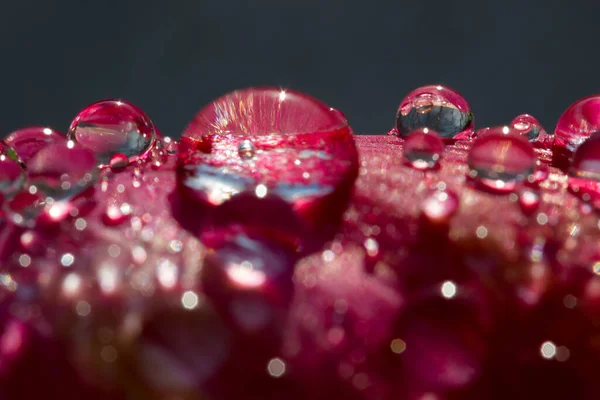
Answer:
67;99;156;167
4;127;66;163
421;190;459;223
568;134;600;205
510;114;550;144
27;142;98;200
0;143;25;198
468;127;536;193
395;85;473;139
108;153;129;170
554;95;600;166
403;128;444;170
176;87;358;247
237;140;255;160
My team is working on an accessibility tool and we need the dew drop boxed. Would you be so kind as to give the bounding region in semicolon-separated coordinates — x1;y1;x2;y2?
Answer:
510;114;549;143
519;188;540;215
468;127;536;193
403;128;444;170
237;140;255;160
109;153;129;169
568;134;600;205
67;99;156;167
4;126;66;163
554;95;600;161
395;85;473;139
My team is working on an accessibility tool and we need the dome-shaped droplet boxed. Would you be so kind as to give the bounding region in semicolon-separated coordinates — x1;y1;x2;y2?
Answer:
510;114;550;144
4;127;66;163
67;99;156;167
554;95;600;166
468;127;536;193
237;140;255;160
27;142;98;200
177;87;358;247
518;188;540;215
4;143;98;227
403;128;444;170
395;85;473;139
0;143;25;198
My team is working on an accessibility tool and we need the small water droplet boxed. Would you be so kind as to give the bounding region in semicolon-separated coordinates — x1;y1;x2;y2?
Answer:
67;99;156;167
403;128;444;170
109;153;129;169
511;114;551;149
468;127;536;193
395;85;473;139
238;140;255;160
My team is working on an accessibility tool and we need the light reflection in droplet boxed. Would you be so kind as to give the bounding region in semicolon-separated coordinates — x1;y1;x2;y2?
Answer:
181;290;199;310
60;253;75;267
255;184;268;198
441;281;457;299
156;259;178;290
98;262;119;294
18;254;31;267
63;273;82;297
267;357;286;378
226;261;267;288
540;341;557;359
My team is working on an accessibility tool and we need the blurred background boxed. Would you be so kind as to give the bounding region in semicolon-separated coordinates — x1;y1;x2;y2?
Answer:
0;0;598;137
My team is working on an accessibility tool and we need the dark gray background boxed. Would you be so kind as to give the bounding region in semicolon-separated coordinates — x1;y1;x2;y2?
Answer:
0;1;598;137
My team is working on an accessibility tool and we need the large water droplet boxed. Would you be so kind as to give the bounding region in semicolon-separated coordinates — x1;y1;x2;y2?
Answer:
0;143;25;199
67;99;156;167
403;128;444;170
395;85;473;139
176;87;358;247
554;95;600;166
510;114;550;144
468;127;536;193
4;127;66;163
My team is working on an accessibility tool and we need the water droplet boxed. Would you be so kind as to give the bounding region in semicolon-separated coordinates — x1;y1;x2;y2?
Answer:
108;153;129;169
26;142;98;200
177;87;358;246
403;128;444;170
510;114;550;143
0;143;25;198
237;140;255;160
553;95;600;168
421;190;459;223
568;134;600;205
468;127;536;193
67;99;156;167
4;127;66;163
395;85;473;139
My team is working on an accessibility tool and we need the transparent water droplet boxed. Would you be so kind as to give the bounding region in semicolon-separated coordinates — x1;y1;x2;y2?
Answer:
237;140;255;160
468;127;536;193
510;114;550;144
403;128;444;170
109;153;129;169
568;134;600;206
395;85;474;139
67;99;156;168
4;127;66;163
0;143;25;198
177;87;358;246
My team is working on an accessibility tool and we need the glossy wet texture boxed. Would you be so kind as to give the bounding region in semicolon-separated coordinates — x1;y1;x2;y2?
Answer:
402;128;445;170
4;127;66;163
0;104;599;399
